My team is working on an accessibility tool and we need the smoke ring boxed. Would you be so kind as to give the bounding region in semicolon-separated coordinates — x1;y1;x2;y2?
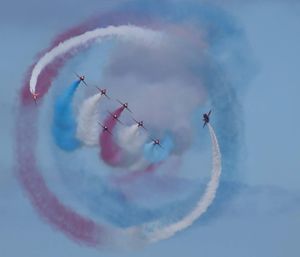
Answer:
16;19;223;247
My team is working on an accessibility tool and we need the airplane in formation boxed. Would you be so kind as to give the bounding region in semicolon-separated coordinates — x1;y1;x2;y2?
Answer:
151;138;163;148
117;99;133;113
74;72;88;86
35;73;212;145
31;92;39;104
203;110;212;128
96;87;110;99
108;111;123;124
133;118;147;131
98;122;113;135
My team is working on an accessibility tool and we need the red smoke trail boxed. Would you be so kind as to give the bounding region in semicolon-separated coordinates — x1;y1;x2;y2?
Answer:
15;106;107;246
16;19;111;245
20;17;100;105
99;107;125;166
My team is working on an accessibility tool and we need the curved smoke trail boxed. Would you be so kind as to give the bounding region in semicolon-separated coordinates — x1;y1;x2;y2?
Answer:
145;124;221;242
76;92;102;146
52;80;81;151
99;107;125;166
16;108;108;246
29;25;163;94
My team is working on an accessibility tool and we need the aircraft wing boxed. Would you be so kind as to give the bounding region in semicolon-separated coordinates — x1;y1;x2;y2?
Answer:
132;117;139;124
116;99;123;105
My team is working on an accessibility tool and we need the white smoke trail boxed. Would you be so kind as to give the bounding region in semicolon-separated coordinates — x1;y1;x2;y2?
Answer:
117;124;148;154
76;93;102;146
30;25;164;94
127;158;150;172
145;123;222;242
114;124;150;170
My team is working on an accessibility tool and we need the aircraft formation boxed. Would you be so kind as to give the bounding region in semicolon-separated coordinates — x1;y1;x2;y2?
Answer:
31;73;212;147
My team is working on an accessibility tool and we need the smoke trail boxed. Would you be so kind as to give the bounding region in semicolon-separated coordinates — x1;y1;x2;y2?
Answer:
29;25;164;94
76;93;102;146
145;124;221;242
99;107;125;166
117;124;148;154
17;0;252;246
113;124;150;169
143;134;174;164
16;108;108;246
127;158;151;172
52;81;81;151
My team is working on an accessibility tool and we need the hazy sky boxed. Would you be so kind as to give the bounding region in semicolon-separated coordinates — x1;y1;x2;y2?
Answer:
0;1;299;257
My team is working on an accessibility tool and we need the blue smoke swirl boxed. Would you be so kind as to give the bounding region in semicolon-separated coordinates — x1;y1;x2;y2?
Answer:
144;134;174;163
52;80;81;151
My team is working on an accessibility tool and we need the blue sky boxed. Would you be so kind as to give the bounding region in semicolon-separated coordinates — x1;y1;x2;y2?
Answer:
0;1;299;257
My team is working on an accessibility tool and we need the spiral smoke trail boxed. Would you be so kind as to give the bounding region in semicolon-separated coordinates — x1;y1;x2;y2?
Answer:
17;0;252;246
145;123;221;242
29;25;163;94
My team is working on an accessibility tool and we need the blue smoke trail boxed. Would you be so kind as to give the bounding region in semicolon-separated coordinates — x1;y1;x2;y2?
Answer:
144;134;174;163
52;80;81;151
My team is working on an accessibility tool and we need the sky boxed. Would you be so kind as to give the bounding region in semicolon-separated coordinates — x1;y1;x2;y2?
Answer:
0;1;300;257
